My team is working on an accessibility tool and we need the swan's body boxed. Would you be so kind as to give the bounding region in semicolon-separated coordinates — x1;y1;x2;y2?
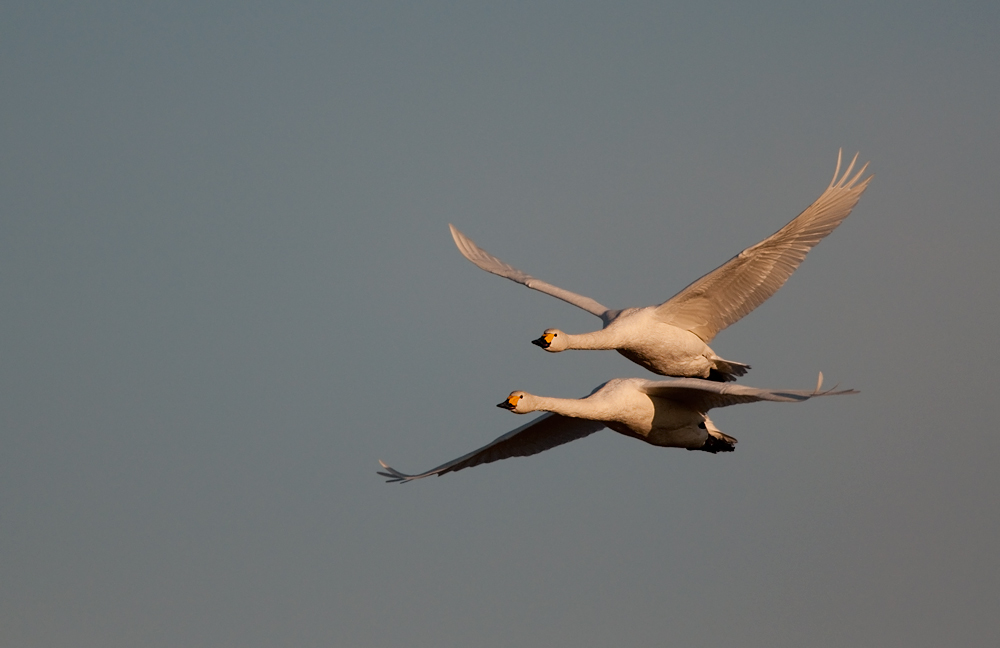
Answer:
543;307;746;379
450;151;872;381
378;374;855;483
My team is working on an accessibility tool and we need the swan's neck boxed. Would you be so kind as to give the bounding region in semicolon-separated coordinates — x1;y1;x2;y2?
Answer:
563;329;621;350
528;394;611;420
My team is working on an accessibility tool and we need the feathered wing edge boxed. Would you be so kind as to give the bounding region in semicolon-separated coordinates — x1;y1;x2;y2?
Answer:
378;412;607;483
654;150;873;343
639;374;858;412
448;224;612;320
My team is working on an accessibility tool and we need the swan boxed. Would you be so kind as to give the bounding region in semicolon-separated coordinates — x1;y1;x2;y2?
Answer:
449;151;872;381
378;373;855;483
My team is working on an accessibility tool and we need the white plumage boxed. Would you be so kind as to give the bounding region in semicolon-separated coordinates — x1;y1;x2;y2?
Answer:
378;374;856;483
450;151;872;380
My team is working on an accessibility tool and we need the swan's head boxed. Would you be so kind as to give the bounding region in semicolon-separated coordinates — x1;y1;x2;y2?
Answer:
497;390;532;414
531;329;568;352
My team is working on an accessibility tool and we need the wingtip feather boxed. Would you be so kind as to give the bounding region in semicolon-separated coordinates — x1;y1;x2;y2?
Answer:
830;150;872;191
377;460;413;483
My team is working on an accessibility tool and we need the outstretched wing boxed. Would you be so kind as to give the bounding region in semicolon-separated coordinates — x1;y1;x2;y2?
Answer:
378;413;606;483
655;151;872;342
638;376;857;412
449;224;612;320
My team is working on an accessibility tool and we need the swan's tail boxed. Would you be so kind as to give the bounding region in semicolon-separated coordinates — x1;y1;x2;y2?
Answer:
707;358;751;382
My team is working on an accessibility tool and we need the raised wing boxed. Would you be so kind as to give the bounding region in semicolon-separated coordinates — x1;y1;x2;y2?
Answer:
449;224;612;320
378;413;606;483
655;151;872;342
639;375;857;412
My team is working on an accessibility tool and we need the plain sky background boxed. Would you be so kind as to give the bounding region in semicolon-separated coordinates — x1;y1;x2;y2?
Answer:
2;1;998;646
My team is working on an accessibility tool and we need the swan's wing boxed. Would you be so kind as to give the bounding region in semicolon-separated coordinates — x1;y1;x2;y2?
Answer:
639;376;857;412
378;413;606;483
654;151;872;342
449;224;611;319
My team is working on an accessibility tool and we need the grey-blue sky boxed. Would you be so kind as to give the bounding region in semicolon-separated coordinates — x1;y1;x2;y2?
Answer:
2;1;998;646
